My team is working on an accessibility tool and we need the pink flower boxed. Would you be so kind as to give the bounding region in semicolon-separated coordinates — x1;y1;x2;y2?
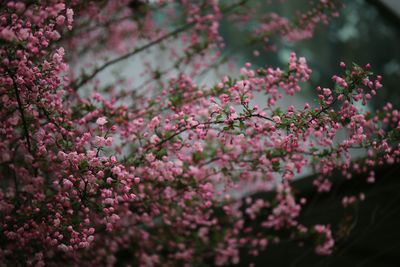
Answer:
93;136;106;146
62;179;73;189
0;28;15;41
148;116;160;131
150;134;160;144
96;117;107;126
273;116;281;123
105;137;113;146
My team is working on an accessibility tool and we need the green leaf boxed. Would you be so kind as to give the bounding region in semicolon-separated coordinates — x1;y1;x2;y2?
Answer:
272;161;280;172
155;148;168;159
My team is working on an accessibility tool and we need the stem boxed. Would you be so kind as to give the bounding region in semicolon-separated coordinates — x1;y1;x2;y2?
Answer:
308;98;337;124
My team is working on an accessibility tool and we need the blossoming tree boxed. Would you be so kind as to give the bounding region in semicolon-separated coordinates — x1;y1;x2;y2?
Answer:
1;0;399;266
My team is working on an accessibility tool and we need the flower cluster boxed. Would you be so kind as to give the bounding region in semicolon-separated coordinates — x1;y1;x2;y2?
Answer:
1;1;399;266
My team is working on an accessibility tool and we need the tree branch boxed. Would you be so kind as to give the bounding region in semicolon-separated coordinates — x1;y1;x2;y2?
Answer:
72;24;193;90
72;0;249;90
9;72;32;154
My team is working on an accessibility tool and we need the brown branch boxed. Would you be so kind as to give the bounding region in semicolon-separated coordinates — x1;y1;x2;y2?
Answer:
9;72;32;154
72;24;194;90
71;0;249;90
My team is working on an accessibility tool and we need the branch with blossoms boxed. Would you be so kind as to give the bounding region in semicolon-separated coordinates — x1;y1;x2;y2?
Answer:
1;0;399;266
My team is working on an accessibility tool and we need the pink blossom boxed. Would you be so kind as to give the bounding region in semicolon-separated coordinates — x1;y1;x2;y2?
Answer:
0;2;397;266
96;116;107;126
273;116;281;123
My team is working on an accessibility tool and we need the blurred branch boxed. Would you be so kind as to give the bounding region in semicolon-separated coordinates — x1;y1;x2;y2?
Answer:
72;23;193;90
8;71;32;154
72;0;249;90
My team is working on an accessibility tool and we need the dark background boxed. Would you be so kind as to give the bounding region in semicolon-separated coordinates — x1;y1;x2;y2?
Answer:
221;1;400;266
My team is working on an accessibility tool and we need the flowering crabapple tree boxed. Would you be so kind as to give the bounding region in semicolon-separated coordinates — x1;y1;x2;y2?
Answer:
1;0;399;266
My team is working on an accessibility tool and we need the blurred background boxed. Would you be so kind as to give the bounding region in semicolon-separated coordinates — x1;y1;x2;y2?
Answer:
218;1;400;266
219;0;400;110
